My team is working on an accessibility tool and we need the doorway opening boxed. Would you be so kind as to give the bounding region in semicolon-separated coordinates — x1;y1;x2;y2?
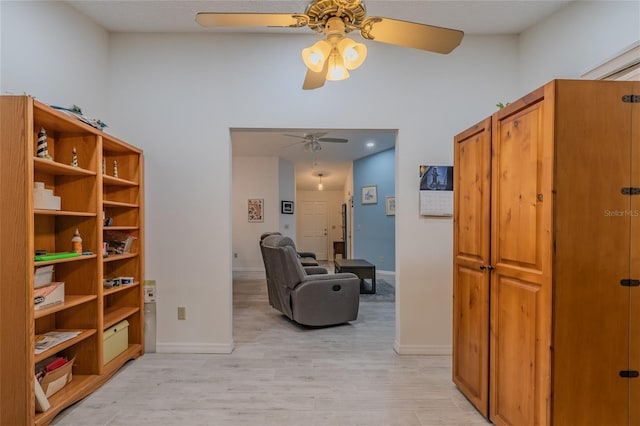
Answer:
230;127;397;339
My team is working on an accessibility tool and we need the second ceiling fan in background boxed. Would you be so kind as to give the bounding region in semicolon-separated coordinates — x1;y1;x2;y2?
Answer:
283;132;349;152
196;0;464;90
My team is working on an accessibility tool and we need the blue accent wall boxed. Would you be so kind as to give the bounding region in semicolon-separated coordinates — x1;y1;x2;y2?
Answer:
353;148;395;271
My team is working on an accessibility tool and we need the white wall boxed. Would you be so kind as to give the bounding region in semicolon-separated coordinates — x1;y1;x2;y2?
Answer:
232;156;280;276
0;1;109;118
2;1;635;355
296;190;345;259
518;0;640;92
278;158;296;240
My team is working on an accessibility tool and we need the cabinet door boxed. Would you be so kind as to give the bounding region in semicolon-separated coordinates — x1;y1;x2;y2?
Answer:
453;118;491;417
553;80;635;426
631;81;640;426
490;85;553;426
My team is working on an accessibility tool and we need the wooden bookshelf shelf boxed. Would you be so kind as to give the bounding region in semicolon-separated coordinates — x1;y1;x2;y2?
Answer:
34;157;96;177
103;282;140;297
103;200;139;208
34;209;97;217
34;254;97;267
103;226;138;231
34;374;99;426
1;96;144;425
34;329;97;363
103;307;140;329
102;253;138;263
103;175;138;187
34;295;97;320
103;344;143;376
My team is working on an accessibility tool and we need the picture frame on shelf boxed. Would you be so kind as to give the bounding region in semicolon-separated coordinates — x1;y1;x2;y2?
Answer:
361;185;378;204
385;196;396;216
281;200;294;214
248;199;264;222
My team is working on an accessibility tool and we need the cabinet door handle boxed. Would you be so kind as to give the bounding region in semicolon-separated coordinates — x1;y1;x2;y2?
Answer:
480;265;487;271
480;265;495;271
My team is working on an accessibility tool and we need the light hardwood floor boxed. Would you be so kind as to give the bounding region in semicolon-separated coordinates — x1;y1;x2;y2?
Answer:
52;273;488;425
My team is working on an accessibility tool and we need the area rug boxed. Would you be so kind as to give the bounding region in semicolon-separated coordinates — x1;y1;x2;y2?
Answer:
360;279;395;303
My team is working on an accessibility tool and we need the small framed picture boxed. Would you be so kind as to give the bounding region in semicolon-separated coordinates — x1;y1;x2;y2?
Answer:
281;200;294;214
361;185;378;204
385;196;396;216
248;199;263;223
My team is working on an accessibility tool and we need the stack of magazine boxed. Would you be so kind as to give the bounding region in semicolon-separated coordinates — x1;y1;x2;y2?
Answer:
35;330;81;355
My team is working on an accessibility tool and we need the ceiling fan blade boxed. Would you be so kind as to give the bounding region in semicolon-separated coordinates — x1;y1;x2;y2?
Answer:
282;140;304;149
283;134;306;140
361;17;463;54
302;63;327;90
196;13;308;28
318;138;348;143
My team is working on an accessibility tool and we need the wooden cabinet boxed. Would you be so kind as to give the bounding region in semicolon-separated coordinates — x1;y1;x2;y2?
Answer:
453;80;640;425
0;96;144;425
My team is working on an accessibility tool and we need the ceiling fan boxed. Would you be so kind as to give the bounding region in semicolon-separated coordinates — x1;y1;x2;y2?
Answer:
196;0;464;90
283;132;349;152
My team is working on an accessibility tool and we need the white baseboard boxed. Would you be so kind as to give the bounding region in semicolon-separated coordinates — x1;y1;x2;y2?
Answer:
394;341;452;355
156;341;235;354
377;270;396;275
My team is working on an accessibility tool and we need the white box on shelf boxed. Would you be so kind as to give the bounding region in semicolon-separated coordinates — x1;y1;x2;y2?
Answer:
34;265;54;288
34;282;65;310
33;182;61;210
103;320;129;365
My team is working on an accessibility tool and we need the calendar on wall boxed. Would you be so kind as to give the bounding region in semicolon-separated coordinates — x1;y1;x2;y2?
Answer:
419;165;453;216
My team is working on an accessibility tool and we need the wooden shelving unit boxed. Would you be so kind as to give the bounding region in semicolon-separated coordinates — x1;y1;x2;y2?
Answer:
0;95;145;425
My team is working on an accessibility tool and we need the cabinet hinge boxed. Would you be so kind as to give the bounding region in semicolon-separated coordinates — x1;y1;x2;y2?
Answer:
621;187;640;195
622;95;640;103
619;370;640;378
620;279;640;287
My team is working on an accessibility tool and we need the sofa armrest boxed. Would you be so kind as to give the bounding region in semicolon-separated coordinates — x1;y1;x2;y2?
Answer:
304;266;328;275
291;275;360;326
301;272;357;282
297;251;317;260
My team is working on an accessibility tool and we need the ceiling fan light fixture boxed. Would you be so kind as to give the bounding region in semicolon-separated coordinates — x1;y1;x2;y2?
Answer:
304;140;322;152
338;37;367;70
302;39;331;72
326;51;349;81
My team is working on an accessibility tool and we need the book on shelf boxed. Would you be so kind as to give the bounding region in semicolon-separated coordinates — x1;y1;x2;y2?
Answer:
35;330;81;355
34;375;50;412
104;230;137;255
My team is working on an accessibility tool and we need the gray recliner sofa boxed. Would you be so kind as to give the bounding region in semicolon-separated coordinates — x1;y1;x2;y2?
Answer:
259;231;319;267
259;232;327;308
261;234;360;326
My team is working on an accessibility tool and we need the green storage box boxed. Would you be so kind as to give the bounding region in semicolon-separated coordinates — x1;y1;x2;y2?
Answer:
103;320;129;365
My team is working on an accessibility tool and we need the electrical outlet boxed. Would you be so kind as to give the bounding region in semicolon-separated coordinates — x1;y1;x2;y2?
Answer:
379;256;384;263
177;306;186;320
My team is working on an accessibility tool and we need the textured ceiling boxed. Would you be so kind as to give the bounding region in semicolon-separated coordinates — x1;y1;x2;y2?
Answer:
63;0;572;190
232;129;396;191
65;1;572;34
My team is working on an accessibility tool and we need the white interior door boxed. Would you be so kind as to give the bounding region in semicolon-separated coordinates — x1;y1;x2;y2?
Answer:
299;201;328;260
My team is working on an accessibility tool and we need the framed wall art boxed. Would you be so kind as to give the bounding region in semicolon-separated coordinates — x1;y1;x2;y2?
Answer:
248;199;264;222
361;185;378;204
385;196;396;216
281;200;294;214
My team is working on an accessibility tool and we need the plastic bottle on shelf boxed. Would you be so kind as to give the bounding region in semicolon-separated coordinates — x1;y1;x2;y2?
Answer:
71;228;83;254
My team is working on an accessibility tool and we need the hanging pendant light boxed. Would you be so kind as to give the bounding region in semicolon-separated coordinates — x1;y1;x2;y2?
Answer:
318;173;324;191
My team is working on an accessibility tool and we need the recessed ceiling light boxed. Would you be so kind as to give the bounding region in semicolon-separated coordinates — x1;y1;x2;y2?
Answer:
366;142;375;148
